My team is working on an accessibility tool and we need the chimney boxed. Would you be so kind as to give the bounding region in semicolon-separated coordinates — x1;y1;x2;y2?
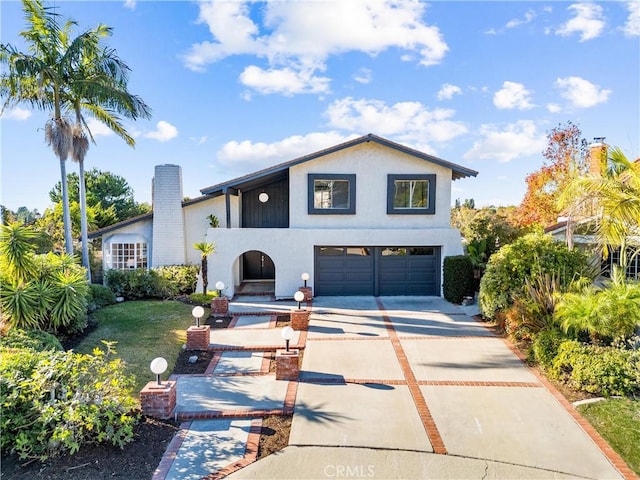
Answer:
588;138;607;176
151;164;186;267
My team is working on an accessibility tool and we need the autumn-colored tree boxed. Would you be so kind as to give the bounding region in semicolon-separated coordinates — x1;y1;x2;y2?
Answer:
516;122;588;227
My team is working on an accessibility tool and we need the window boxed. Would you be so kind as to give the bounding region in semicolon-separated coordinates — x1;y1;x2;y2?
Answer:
308;174;356;214
110;242;148;270
387;174;436;214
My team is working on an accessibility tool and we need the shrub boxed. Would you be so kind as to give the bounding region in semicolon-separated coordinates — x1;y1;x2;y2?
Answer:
478;233;590;320
443;255;475;304
154;265;199;294
550;340;640;396
88;283;117;311
531;327;566;369
0;328;63;351
105;265;199;300
0;342;138;461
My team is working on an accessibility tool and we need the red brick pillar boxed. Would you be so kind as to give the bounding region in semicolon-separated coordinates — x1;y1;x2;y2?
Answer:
186;325;209;350
299;286;313;302
140;380;177;419
275;349;299;381
211;297;229;315
290;309;310;331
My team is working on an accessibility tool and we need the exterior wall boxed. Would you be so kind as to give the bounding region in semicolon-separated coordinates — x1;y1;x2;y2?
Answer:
101;220;153;273
206;227;464;299
152;165;186;266
183;196;231;267
289;142;453;229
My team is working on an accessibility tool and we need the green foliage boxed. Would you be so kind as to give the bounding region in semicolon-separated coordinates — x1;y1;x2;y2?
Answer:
478;233;590;320
0;223;37;284
0;328;63;351
189;291;218;304
48;268;89;333
0;342;138;461
531;327;566;369
207;214;220;228
88;283;116;310
550;340;640;396
443;255;475;304
555;278;640;342
154;265;199;294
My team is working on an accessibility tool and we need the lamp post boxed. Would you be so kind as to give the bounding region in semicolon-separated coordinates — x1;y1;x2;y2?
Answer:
281;326;294;352
294;290;305;310
301;272;310;288
215;281;225;297
192;305;204;327
150;357;168;386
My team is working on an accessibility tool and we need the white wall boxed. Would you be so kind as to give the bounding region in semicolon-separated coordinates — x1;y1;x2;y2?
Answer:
101;219;153;272
289;142;453;229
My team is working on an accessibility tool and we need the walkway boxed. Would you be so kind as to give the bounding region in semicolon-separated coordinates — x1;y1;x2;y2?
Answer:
153;296;634;480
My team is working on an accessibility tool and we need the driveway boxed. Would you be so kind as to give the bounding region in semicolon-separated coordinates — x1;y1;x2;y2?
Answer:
232;296;630;480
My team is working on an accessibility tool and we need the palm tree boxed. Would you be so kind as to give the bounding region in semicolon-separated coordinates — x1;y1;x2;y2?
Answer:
560;146;640;274
1;0;151;268
194;242;216;294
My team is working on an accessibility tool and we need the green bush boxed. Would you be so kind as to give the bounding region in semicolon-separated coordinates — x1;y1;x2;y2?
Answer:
550;340;640;396
443;255;475;304
104;265;198;300
531;327;566;369
154;265;199;294
88;283;116;311
479;233;590;320
0;328;63;351
0;342;138;461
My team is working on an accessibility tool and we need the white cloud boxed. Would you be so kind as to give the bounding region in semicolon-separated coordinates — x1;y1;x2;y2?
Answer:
85;118;114;137
190;136;208;145
493;81;535;110
623;1;640;36
546;103;562;113
353;68;372;85
437;83;462;101
325;97;467;144
239;64;330;96
218;131;356;167
505;9;536;29
183;0;448;95
555;76;611;108
1;107;31;121
464;120;546;163
123;0;136;10
556;3;605;41
143;121;178;142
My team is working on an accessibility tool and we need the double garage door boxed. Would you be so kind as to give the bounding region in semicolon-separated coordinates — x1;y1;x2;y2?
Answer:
314;246;441;296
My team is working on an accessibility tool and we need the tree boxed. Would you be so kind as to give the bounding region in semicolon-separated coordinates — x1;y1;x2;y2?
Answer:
517;122;588;227
193;242;216;294
1;0;151;281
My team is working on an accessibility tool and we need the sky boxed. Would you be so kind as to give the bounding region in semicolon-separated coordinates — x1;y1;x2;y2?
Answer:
1;0;639;215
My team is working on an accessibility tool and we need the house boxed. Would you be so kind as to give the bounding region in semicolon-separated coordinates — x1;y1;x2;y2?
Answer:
88;134;478;298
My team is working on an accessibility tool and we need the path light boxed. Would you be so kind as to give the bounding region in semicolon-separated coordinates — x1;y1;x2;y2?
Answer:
215;281;225;297
301;272;310;287
192;305;204;327
294;290;305;310
150;357;168;386
281;326;294;352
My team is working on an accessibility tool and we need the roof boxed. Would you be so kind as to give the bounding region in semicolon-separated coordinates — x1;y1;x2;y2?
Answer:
87;212;153;239
200;133;478;195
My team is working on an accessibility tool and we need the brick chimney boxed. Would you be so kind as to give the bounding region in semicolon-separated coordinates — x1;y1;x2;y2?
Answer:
151;164;186;267
588;138;607;176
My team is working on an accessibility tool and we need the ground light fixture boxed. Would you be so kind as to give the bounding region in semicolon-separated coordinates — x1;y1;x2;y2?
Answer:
301;272;310;287
281;326;294;352
215;281;225;297
150;357;168;386
294;290;305;310
192;305;204;327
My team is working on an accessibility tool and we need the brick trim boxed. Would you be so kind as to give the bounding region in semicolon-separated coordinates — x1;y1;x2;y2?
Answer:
152;421;191;480
202;419;263;480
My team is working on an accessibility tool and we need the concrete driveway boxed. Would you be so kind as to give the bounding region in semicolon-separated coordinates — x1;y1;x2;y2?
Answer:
232;296;630;480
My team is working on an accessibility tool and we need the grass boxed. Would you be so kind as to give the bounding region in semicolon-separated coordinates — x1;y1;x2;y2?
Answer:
576;397;640;475
74;300;201;400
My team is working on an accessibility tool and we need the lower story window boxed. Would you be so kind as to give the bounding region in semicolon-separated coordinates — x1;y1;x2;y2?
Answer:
110;242;148;270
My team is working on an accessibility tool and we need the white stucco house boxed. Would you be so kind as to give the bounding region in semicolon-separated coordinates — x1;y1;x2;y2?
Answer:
88;134;478;298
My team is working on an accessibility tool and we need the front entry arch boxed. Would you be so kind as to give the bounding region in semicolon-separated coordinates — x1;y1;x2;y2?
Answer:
242;250;275;280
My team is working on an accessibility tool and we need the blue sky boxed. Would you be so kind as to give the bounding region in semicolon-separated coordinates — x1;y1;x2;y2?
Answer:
1;0;639;214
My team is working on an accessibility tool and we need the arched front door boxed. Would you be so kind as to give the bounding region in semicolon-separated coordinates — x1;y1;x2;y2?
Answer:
242;250;275;280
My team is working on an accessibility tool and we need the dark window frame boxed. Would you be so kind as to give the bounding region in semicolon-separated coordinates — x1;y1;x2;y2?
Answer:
308;173;356;214
387;174;436;215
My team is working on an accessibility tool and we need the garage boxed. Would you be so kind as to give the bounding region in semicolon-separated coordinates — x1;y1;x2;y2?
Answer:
314;246;441;296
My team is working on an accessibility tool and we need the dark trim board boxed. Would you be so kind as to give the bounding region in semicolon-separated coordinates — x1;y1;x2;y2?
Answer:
314;246;441;296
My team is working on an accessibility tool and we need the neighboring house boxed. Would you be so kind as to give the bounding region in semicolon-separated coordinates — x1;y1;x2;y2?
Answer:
88;134;478;298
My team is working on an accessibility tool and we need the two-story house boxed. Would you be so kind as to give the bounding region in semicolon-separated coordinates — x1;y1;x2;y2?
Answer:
88;134;478;298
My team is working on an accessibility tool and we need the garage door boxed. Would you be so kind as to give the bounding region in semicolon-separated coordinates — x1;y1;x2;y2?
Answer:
314;246;440;296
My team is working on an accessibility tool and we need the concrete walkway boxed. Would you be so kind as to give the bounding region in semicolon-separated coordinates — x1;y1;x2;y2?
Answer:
153;296;634;480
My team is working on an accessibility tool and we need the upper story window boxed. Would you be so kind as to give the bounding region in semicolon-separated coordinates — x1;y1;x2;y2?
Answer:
387;174;436;214
308;174;356;214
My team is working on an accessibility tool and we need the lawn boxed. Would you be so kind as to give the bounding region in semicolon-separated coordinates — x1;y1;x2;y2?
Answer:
74;300;200;399
577;398;640;475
